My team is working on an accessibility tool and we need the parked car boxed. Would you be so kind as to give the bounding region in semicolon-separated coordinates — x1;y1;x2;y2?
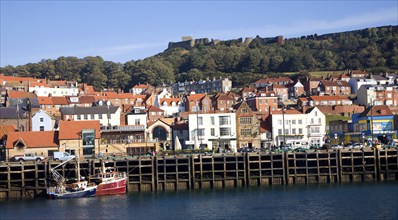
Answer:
53;152;76;161
345;143;363;149
13;153;45;162
331;144;344;149
294;147;306;152
237;147;255;153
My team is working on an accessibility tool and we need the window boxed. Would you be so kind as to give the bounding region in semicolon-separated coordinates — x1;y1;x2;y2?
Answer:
99;114;102;119
311;118;314;124
298;119;302;124
39;126;44;131
278;120;282;125
84;114;88;120
220;127;231;136
82;130;95;147
315;111;318;116
292;120;296;124
198;117;203;125
135;119;140;125
285;129;289;135
318;118;321;124
197;129;205;137
240;117;252;125
299;128;303;134
311;127;320;133
77;115;81;120
211;128;215;136
292;128;296;134
39;117;44;122
240;128;251;136
242;108;248;113
211;117;215;125
91;114;94;120
278;129;282;135
219;116;230;125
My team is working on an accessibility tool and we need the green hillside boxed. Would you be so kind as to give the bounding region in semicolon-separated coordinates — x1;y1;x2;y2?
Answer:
1;25;397;91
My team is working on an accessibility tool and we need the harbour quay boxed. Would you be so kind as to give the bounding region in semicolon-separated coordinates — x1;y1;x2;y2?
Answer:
0;148;397;199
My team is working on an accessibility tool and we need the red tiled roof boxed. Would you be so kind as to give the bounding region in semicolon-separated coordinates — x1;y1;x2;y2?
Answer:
29;81;49;87
38;97;53;105
320;80;339;87
159;98;181;105
6;131;58;149
52;97;69;105
187;94;206;102
105;92;135;99
254;77;293;84
148;105;163;112
272;109;303;115
58;120;101;140
133;84;150;89
8;91;38;99
0;125;16;138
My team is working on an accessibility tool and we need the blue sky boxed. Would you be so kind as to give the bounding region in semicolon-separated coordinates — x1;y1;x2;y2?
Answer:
1;1;397;67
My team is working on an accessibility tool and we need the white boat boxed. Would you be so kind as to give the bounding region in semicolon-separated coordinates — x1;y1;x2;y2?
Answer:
47;155;97;199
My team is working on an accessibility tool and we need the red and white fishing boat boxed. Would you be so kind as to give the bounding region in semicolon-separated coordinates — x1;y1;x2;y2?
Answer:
92;163;127;196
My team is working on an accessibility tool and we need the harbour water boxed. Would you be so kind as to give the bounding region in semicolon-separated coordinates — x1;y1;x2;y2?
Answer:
1;182;397;220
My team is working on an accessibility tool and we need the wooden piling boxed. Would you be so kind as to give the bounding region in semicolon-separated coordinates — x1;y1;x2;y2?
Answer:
1;148;397;199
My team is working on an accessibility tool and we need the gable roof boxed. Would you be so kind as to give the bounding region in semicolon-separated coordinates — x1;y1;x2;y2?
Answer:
8;91;38;99
6;131;58;149
358;105;393;117
186;93;206;102
148;105;164;112
0;125;16;138
58;120;101;140
0;107;28;119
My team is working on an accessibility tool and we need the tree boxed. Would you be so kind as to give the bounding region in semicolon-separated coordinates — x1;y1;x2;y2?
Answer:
104;61;130;91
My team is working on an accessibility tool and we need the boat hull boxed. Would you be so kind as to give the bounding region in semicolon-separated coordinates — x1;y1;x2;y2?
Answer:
48;186;97;199
96;177;127;196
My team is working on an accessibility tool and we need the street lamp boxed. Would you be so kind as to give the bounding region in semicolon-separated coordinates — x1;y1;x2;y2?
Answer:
278;98;286;147
362;132;365;145
145;129;149;154
370;100;374;147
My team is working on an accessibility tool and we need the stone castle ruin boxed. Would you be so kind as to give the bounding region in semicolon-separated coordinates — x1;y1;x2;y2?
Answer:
167;35;285;50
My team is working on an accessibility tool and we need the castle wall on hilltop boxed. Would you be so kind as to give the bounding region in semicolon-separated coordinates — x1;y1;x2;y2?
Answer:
167;35;284;50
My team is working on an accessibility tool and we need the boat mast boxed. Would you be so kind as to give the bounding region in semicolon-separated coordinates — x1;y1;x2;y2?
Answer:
77;155;80;181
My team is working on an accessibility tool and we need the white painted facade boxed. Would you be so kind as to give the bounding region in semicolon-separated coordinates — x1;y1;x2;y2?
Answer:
64;107;121;126
348;77;376;94
271;107;326;148
29;86;79;97
187;112;237;152
31;110;54;131
126;109;148;128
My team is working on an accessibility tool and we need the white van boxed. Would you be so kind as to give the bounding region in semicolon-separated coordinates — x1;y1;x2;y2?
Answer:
53;152;76;161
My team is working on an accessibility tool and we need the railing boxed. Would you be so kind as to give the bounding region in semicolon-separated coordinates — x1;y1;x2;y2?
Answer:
100;125;145;132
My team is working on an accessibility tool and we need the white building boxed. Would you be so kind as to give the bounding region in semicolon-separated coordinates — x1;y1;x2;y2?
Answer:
154;88;185;117
59;106;121;126
29;83;79;97
271;107;326;148
31;109;55;131
172;77;232;95
187;112;237;152
348;77;376;94
126;108;148;128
